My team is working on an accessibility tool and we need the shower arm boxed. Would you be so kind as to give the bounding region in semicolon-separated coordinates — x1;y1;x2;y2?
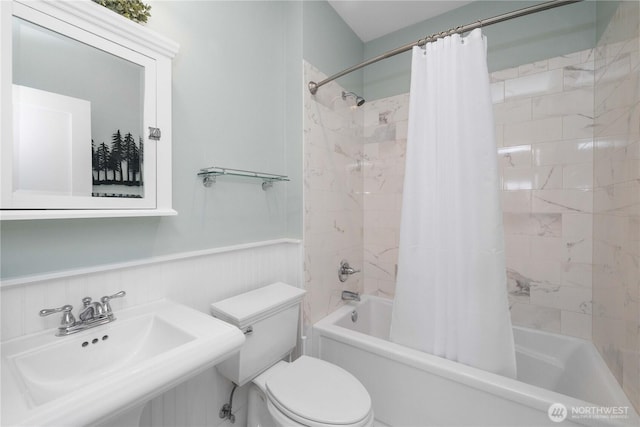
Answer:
308;0;583;95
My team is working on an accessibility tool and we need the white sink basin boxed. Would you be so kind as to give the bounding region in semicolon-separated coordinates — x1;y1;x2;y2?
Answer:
12;316;194;406
1;299;245;426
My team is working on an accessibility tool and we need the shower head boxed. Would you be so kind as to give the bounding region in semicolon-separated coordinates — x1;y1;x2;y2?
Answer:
342;91;365;107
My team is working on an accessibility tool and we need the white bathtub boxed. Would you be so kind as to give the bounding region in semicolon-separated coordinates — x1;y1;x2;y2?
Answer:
312;296;639;427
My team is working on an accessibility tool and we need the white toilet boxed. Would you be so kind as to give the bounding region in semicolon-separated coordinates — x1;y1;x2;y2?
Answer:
210;282;374;427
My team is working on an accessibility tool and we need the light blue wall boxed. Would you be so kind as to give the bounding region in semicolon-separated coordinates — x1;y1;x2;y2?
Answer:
1;0;363;280
596;1;620;41
596;0;633;43
364;0;597;100
1;1;303;279
1;0;598;279
302;0;364;95
286;1;304;238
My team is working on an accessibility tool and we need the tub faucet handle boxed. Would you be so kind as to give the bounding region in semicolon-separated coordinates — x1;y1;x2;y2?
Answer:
339;260;360;282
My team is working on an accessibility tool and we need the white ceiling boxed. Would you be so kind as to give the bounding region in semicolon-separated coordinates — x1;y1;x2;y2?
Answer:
328;0;474;43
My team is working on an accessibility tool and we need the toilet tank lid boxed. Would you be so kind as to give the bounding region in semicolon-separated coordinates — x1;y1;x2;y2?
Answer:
210;282;306;329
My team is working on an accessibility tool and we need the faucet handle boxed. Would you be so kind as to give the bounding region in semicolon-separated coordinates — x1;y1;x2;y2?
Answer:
338;260;361;282
39;304;76;328
100;290;126;304
39;304;73;317
101;291;126;318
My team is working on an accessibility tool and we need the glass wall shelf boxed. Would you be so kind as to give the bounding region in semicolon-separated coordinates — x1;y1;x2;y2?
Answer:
197;166;289;190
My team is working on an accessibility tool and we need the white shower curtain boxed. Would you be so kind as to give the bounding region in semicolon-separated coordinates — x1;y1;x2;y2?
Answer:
389;29;517;378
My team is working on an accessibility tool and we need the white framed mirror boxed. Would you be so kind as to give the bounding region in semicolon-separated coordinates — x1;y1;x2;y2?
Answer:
0;0;179;219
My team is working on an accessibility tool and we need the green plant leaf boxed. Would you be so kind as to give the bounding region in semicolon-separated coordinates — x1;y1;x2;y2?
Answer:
92;0;151;24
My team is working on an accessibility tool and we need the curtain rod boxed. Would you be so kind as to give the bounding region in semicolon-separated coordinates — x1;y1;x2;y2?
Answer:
308;0;583;95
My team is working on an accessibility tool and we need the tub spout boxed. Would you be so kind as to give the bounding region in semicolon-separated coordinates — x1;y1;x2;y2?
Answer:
342;290;360;302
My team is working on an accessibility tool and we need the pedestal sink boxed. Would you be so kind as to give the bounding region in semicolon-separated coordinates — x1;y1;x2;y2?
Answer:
1;299;245;426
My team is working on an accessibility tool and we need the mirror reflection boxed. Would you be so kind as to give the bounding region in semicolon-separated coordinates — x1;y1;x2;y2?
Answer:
12;17;145;199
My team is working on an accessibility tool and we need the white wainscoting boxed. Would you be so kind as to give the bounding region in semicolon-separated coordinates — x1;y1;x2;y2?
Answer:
1;239;302;426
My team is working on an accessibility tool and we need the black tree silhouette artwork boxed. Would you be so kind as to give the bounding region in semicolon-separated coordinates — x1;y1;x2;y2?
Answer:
91;129;144;198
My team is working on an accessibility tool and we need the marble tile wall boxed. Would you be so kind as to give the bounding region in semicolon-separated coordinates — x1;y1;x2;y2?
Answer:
361;48;596;340
592;0;640;413
362;94;408;299
495;48;595;340
303;61;364;327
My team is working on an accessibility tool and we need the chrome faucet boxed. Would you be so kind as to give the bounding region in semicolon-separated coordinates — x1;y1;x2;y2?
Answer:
79;297;106;322
40;291;126;336
338;260;361;282
341;290;361;302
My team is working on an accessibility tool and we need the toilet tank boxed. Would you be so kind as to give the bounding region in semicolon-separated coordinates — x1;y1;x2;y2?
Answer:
210;282;306;386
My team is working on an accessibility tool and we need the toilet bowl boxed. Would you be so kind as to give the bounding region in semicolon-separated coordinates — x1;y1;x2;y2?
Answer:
249;357;374;427
210;283;374;427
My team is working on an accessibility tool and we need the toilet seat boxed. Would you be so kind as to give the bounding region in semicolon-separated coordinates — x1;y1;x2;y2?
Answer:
265;356;373;427
266;398;374;427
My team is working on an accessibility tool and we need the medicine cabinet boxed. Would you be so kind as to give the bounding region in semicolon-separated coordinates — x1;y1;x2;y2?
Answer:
0;0;179;219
